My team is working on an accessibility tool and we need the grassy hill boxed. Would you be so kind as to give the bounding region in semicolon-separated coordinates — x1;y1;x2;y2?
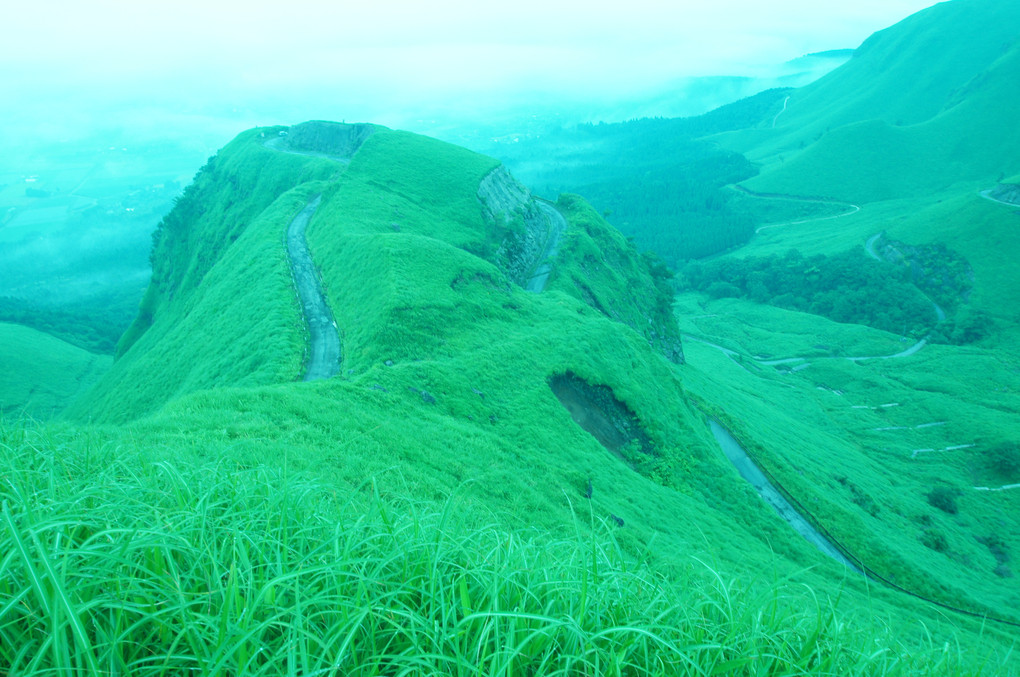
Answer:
3;120;1018;673
723;0;1020;202
0;322;111;419
666;0;1020;657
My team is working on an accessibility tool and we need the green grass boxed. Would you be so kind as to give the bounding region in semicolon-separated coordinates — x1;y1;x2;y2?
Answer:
715;0;1020;203
670;0;1020;637
39;120;1020;672
675;291;1020;627
0;322;111;419
2;421;1011;675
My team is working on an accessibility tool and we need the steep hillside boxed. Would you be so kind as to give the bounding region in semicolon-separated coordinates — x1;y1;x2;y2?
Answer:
64;130;340;422
71;123;687;423
726;0;1020;201
7;121;1016;672
668;0;1020;641
0;322;110;418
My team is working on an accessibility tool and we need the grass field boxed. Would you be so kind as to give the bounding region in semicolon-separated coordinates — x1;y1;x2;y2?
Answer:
0;322;111;419
3;119;1018;673
5;421;1008;675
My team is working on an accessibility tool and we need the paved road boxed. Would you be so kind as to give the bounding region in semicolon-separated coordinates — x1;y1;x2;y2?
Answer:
286;196;341;381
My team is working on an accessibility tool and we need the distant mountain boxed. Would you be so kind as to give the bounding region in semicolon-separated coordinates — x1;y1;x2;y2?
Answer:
729;0;1020;201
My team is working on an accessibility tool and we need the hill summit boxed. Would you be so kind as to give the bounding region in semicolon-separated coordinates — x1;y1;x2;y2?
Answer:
72;120;684;425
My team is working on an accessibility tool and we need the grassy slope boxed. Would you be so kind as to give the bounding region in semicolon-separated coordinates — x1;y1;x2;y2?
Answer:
718;0;1020;202
4;423;998;675
0;322;111;419
669;0;1020;641
65;131;338;423
27;124;1019;671
676;292;1020;621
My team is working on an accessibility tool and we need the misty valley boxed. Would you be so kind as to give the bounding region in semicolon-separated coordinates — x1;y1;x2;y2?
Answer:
2;0;1020;674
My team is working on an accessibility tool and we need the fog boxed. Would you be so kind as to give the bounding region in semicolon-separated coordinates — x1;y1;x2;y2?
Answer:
5;0;941;141
0;0;941;351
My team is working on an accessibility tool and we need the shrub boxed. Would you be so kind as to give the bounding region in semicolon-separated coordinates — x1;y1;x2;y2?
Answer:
921;529;949;553
988;441;1020;478
926;485;960;514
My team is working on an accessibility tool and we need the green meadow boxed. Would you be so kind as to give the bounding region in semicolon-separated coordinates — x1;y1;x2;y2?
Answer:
0;322;111;420
5;0;1020;668
2;117;1017;674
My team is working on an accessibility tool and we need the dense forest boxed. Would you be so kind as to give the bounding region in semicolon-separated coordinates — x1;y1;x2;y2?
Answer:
681;249;940;337
488;89;794;264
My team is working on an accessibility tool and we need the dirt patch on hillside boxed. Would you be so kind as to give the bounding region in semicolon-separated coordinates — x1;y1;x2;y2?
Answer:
549;372;653;462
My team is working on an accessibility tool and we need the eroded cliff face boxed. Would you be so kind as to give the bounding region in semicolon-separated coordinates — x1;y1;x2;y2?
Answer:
268;121;377;161
477;167;684;365
477;166;549;287
990;183;1020;206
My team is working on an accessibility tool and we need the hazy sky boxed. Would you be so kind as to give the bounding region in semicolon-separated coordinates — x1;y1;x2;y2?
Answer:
3;0;944;137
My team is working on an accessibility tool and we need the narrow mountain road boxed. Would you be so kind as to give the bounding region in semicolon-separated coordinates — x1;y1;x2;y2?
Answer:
728;186;861;234
525;200;568;293
689;331;928;367
263;127;351;381
864;232;882;261
974;483;1020;492
286;196;341;381
709;420;860;571
771;96;791;128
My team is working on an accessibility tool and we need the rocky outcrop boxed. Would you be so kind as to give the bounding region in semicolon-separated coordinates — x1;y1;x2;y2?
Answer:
477;166;551;288
549;372;654;462
869;233;973;306
271;121;376;161
478;168;684;364
989;183;1020;206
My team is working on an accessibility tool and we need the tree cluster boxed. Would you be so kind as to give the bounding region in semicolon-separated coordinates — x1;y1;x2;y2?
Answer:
681;249;938;336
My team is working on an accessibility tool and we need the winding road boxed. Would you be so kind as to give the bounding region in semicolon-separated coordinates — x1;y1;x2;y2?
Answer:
262;128;351;381
729;186;861;234
771;96;791;128
979;188;1020;208
525;200;568;293
690;331;929;368
286;196;341;381
709;421;860;570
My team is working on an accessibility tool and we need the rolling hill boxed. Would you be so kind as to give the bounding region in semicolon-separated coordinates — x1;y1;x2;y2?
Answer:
6;117;1016;673
726;0;1020;202
0;321;111;419
665;0;1020;661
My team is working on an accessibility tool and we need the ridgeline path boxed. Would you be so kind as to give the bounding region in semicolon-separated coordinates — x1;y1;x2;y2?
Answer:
263;127;365;381
286;196;341;381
